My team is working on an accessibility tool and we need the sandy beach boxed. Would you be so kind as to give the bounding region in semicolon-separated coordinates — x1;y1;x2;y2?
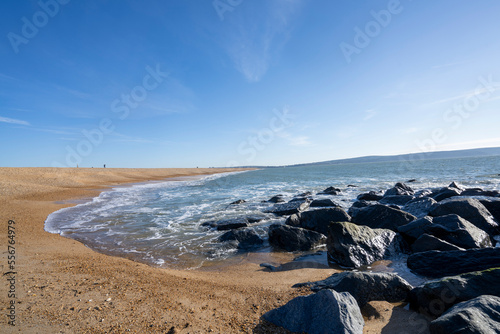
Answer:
0;167;427;333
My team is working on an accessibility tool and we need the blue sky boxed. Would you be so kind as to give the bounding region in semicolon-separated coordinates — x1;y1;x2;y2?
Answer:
1;0;500;168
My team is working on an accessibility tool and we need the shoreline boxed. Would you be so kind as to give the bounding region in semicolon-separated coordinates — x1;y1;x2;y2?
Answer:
0;167;422;333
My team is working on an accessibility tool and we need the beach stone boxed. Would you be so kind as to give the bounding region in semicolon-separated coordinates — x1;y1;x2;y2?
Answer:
327;221;405;268
266;199;310;216
201;218;249;231
347;200;373;217
379;195;414;206
479;197;500;225
409;268;500;318
286;208;351;235
229;199;246;205
318;186;341;195
268;224;326;252
357;191;383;201
407;248;500;278
402;197;438;218
218;228;264;249
429;197;499;236
429;295;500;334
429;187;462;202
266;194;286;203
262;289;364;334
293;272;413;307
411;234;464;253
350;204;417;231
384;182;414;197
309;198;340;208
398;216;434;243
427;214;492;249
461;188;500;197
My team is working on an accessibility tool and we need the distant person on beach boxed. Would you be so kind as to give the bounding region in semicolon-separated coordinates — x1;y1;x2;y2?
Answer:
104;164;106;168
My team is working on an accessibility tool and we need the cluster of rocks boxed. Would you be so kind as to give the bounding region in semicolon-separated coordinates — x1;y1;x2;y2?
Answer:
228;181;500;333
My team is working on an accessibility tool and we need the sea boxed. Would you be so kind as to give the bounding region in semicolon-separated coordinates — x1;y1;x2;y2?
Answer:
45;156;500;284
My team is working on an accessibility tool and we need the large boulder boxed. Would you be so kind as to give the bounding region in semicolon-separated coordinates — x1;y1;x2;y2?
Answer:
266;194;286;203
430;187;461;202
411;234;464;253
218;228;264;249
201;218;249;231
429;198;499;236
398;217;434;243
293;272;413;307
286;208;351;235
409;268;500;318
309;198;340;208
357;191;383;201
384;182;414;196
266;199;310;216
426;214;492;249
480;197;500;224
379;195;414;206
318;186;341;195
351;204;417;231
262;289;364;334
429;295;500;334
407;248;500;278
461;188;500;197
327;221;405;268
402;197;438;218
268;224;326;252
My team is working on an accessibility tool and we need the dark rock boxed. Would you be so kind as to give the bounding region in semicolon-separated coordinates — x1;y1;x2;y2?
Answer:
461;188;500;197
298;191;313;197
448;181;463;190
357;191;383;201
262;289;364;334
265;199;310;216
430;187;462;202
348;200;372;217
429;295;500;334
293;272;413;307
351;204;417;231
379;195;414;206
286;208;351;235
428;214;492;249
266;195;286;203
479;197;500;224
288;196;311;203
398;217;434;243
245;214;267;223
309;199;340;208
327;222;405;268
407;179;417;183
411;234;464;253
318;186;341;195
268;224;326;252
409;268;500;318
384;182;414;197
229;199;246;205
407;248;500;278
429;197;499;236
402;197;438;218
201;218;249;231
218;228;264;249
347;184;358;187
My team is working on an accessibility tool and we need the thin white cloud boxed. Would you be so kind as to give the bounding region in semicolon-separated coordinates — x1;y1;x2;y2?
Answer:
0;116;30;126
363;109;377;121
431;60;469;69
277;131;312;147
222;0;302;82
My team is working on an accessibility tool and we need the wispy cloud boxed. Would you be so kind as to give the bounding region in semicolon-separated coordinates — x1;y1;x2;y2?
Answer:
277;131;312;147
222;0;302;82
363;109;377;121
431;60;469;69
0;116;30;126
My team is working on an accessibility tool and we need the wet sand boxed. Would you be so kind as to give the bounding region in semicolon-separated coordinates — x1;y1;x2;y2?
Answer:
0;167;429;333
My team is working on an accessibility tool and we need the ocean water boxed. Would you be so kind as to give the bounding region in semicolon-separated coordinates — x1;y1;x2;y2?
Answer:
45;156;500;274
